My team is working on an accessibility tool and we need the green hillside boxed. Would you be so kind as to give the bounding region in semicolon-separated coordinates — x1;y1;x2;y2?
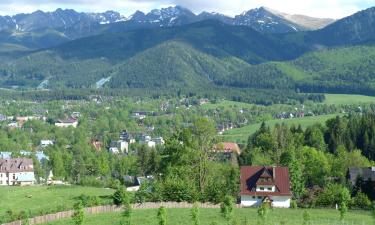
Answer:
223;114;339;144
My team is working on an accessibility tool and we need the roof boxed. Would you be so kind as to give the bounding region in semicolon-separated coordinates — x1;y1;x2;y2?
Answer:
213;142;241;155
57;118;77;123
240;166;292;197
0;158;34;173
349;167;375;185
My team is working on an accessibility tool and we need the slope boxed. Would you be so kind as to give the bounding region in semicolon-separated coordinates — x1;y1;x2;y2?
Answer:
107;41;250;89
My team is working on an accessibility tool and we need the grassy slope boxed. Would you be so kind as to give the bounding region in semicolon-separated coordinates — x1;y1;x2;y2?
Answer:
0;186;114;218
200;100;255;110
324;94;375;105
43;208;372;225
222;114;339;144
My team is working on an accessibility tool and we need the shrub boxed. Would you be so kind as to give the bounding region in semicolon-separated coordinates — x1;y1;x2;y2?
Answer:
191;202;200;225
157;206;167;225
290;200;298;209
257;203;270;225
220;195;234;221
77;194;101;207
302;210;311;225
72;201;84;225
113;187;130;206
339;202;348;221
316;184;350;207
352;191;371;209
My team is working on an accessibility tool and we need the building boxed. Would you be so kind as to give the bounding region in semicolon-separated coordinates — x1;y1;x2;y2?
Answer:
110;140;129;153
109;147;120;154
55;118;78;128
20;151;49;163
212;142;241;161
349;167;375;184
120;130;136;144
40;140;54;148
131;111;147;120
0;152;12;159
152;137;165;145
0;158;36;186
240;166;292;208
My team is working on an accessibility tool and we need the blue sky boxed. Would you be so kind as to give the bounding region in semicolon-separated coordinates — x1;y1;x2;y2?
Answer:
0;0;374;18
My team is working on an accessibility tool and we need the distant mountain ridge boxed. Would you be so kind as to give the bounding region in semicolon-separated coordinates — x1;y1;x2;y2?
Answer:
0;6;335;50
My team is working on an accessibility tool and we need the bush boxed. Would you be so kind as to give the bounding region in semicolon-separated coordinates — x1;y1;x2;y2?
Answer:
220;195;234;221
290;200;298;209
77;194;101;207
72;201;84;225
113;187;131;206
191;202;200;225
316;184;350;207
302;210;311;225
352;191;371;209
257;203;270;224
157;206;167;225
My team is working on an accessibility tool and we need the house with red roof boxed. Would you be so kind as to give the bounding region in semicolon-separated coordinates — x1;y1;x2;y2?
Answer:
240;166;292;208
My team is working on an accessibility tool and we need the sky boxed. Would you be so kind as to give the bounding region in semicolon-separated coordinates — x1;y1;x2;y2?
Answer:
0;0;374;19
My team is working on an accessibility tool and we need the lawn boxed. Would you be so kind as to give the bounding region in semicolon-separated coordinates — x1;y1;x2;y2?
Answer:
0;185;114;221
43;208;373;225
324;94;375;105
200;100;255;110
222;114;339;144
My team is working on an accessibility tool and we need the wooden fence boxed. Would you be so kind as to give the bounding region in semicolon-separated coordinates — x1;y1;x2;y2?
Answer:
2;202;235;225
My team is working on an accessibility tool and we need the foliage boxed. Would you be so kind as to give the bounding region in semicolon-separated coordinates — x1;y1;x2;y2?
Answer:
220;195;234;221
72;201;84;225
302;210;311;225
113;187;131;206
191;203;200;225
157;207;167;225
257;203;270;224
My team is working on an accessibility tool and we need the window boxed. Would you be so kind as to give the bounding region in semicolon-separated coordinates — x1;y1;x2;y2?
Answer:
267;187;272;191
252;196;255;199
260;187;264;191
257;196;262;199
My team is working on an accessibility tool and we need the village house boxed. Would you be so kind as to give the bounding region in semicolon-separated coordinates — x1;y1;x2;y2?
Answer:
0;158;36;186
240;166;292;208
110;140;129;153
212;142;241;161
0;152;12;159
40;140;54;148
348;167;375;190
55;118;78;128
120;130;136;144
131;111;147;120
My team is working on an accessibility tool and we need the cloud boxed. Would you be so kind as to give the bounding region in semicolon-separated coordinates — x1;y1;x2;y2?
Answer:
0;0;373;18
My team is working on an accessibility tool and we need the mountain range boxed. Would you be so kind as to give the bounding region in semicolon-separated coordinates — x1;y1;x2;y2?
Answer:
0;6;335;50
0;6;374;101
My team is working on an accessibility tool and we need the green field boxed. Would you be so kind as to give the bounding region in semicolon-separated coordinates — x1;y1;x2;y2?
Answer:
324;94;375;105
0;186;114;220
200;100;255;110
222;114;339;144
43;208;372;225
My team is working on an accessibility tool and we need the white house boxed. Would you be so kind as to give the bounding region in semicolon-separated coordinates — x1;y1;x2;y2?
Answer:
55;118;78;128
110;140;129;153
240;166;292;208
0;158;36;186
40;140;54;148
109;147;120;154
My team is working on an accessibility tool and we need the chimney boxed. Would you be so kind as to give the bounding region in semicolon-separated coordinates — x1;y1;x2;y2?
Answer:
273;166;276;179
